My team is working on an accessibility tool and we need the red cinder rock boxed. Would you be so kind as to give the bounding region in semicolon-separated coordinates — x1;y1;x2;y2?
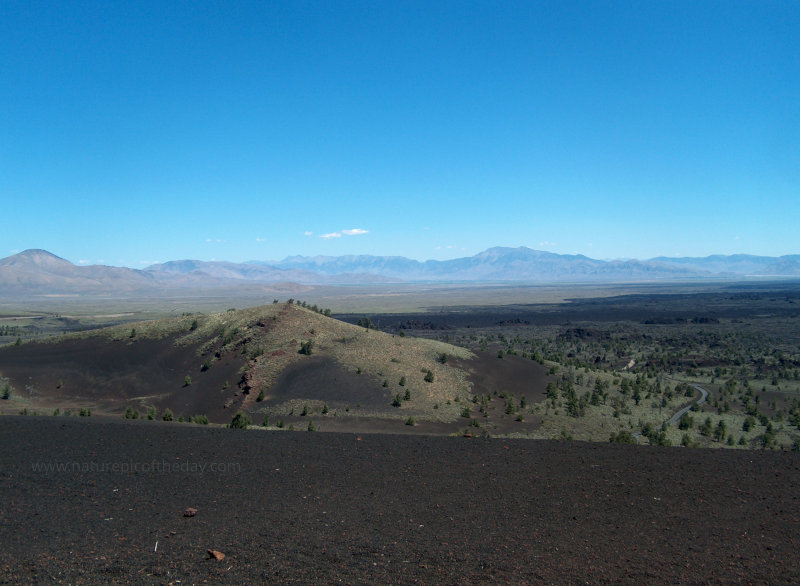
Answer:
207;549;225;561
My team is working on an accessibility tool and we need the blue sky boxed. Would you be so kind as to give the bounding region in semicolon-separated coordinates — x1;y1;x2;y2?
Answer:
2;1;798;267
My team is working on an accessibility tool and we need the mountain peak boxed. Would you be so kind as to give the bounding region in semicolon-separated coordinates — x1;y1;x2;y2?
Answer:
0;249;73;269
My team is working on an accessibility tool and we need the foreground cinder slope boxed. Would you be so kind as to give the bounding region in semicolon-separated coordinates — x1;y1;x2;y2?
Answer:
0;303;483;427
1;416;798;583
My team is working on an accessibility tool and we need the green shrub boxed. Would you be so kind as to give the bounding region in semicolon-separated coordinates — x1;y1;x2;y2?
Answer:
307;420;316;432
124;406;139;419
405;416;416;426
162;408;174;422
183;375;192;387
229;411;252;429
192;414;209;425
609;430;636;444
424;370;434;383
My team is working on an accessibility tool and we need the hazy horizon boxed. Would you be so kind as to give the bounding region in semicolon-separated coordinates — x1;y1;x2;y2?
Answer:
3;2;798;267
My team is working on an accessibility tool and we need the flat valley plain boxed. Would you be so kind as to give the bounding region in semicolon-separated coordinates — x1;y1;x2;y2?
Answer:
1;280;800;582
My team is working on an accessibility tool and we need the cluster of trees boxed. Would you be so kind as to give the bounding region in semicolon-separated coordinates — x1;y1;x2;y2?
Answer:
0;325;21;337
123;405;209;425
279;299;332;317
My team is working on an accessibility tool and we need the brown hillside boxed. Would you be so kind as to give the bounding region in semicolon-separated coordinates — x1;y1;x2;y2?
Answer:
0;303;497;429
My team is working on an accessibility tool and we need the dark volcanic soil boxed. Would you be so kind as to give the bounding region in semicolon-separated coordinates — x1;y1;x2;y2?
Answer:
0;335;247;421
2;417;799;584
265;355;394;409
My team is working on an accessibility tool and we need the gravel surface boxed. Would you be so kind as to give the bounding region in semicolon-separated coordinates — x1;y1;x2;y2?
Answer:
2;416;799;584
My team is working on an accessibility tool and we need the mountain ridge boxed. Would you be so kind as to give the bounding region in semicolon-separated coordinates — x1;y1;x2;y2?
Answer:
1;247;799;298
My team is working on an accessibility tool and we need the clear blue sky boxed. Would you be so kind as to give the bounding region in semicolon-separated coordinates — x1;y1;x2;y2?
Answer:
2;1;798;267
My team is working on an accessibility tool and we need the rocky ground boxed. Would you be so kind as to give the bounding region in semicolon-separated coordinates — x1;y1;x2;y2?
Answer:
2;416;800;584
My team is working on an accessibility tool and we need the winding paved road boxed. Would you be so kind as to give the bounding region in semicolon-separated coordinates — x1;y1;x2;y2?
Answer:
664;381;709;426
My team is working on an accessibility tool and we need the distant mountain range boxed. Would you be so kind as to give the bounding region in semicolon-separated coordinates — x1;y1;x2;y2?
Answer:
1;247;799;297
263;247;800;281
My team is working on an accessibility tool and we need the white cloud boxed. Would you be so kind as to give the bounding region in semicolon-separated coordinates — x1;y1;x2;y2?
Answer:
205;238;226;243
255;237;267;242
320;232;342;239
78;259;90;265
539;241;557;247
341;228;368;236
304;231;313;237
